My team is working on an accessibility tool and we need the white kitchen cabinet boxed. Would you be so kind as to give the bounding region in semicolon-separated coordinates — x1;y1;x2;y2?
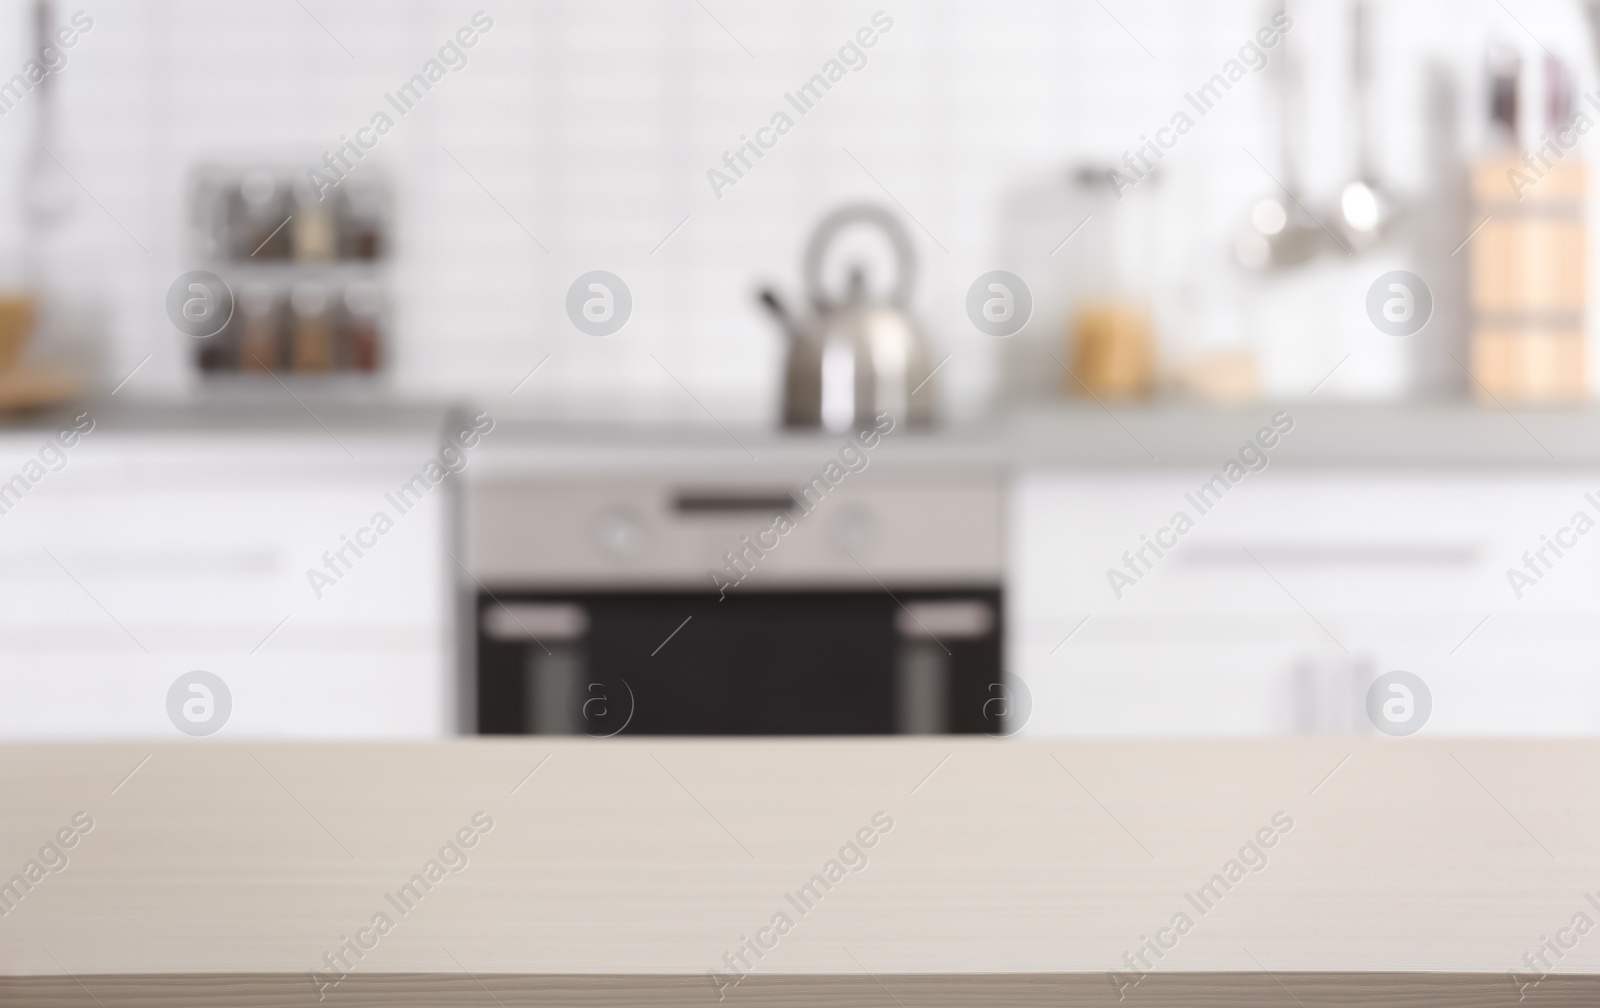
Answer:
0;423;456;739
1011;469;1600;736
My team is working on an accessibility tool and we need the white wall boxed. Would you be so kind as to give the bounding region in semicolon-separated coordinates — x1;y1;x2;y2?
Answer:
0;0;1595;420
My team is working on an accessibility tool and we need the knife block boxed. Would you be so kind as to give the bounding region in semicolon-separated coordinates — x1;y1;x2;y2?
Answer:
1469;157;1586;402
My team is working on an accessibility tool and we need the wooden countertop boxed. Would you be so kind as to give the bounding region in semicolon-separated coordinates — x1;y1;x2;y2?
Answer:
2;738;1597;1005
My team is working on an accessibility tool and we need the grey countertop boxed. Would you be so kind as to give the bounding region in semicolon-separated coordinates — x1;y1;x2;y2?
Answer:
0;397;458;438
1001;401;1584;468
470;401;1599;477
2;397;1596;471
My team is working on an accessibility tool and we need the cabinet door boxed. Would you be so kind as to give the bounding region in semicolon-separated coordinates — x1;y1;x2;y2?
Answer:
1011;469;1600;736
0;432;453;738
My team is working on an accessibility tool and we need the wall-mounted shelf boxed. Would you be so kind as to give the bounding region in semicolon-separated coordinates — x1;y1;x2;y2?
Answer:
186;164;391;377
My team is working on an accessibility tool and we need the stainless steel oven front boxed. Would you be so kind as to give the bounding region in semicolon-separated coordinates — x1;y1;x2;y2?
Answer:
465;472;1007;736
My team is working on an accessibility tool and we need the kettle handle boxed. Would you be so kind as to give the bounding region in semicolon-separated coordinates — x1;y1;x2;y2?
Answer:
802;203;917;309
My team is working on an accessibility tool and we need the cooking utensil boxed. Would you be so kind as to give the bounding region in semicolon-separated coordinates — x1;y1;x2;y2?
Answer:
1236;3;1325;270
22;0;70;235
1334;0;1402;249
1584;0;1600;71
760;204;935;430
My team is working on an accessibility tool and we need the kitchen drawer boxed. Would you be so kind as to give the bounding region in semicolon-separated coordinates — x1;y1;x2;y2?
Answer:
1014;470;1600;618
0;432;454;738
1011;470;1600;736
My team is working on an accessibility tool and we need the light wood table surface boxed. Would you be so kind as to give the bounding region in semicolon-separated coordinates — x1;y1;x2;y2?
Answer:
1;738;1597;1005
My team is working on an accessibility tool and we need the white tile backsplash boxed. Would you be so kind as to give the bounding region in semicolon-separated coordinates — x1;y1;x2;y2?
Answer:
0;0;1594;418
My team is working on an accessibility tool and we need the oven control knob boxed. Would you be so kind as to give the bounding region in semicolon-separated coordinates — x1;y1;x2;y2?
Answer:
827;503;877;554
593;506;646;558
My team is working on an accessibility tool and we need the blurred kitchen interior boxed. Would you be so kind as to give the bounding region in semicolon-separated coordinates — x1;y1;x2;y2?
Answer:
2;0;1600;740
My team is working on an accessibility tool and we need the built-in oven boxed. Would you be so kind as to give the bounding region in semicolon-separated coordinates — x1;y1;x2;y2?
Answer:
465;472;1007;735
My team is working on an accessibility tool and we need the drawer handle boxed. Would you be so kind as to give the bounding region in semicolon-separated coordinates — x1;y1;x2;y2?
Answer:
1176;544;1481;567
896;600;995;639
483;603;589;641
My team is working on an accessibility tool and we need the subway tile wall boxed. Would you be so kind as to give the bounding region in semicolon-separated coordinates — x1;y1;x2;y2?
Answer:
0;0;1591;421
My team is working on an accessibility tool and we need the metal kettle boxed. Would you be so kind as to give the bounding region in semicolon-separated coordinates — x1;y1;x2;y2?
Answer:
760;204;936;431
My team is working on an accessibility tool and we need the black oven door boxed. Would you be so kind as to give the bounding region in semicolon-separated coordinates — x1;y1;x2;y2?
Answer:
475;589;1003;735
